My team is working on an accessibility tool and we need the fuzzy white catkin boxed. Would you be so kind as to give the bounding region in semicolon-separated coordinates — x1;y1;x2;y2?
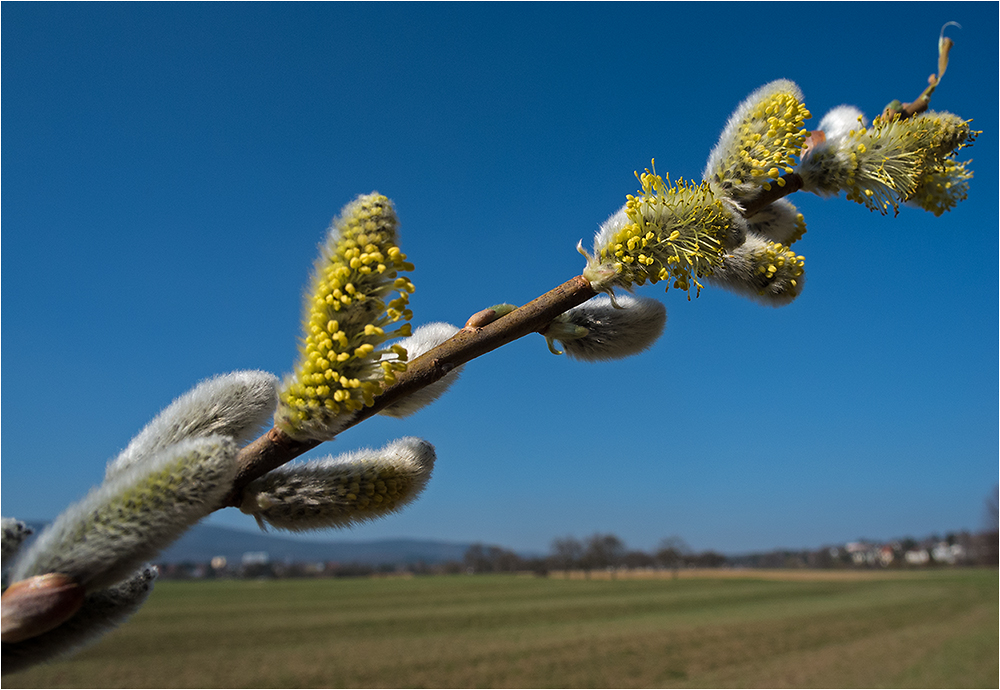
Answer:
797;106;866;197
379;323;462;417
106;370;278;479
702;232;805;306
546;295;666;361
2;518;32;569
12;436;237;591
817;105;867;142
1;566;157;675
240;437;435;531
745;198;806;246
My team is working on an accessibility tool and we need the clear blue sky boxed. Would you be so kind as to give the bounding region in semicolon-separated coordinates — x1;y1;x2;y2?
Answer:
3;3;997;555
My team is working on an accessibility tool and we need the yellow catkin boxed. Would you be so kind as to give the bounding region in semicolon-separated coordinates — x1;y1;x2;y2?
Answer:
276;194;414;441
586;167;730;298
704;80;811;204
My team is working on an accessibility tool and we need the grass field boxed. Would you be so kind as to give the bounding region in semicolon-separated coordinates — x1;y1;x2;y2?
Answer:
5;569;996;688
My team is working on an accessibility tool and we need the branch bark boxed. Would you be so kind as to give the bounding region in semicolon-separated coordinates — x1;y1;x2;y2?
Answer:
740;173;805;218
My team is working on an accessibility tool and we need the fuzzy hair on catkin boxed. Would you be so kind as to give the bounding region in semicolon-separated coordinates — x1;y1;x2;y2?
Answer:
745;198;807;246
2;518;33;569
546;295;666;361
797;109;975;214
380;322;462;418
590;206;630;267
275;193;415;442
240;437;435;531
703;231;805;306
798;106;871;199
703;79;810;206
817;105;868;141
1;566;157;676
12;437;237;591
585;175;731;296
106;370;278;479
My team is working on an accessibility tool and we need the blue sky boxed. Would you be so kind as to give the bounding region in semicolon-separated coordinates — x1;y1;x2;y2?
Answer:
3;3;997;555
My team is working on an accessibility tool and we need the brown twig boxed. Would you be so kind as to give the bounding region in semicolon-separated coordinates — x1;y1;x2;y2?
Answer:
877;25;955;123
878;84;935;123
221;275;598;507
740;173;805;218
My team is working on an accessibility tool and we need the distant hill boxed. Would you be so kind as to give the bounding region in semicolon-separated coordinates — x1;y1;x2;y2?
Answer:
18;521;474;567
157;524;473;566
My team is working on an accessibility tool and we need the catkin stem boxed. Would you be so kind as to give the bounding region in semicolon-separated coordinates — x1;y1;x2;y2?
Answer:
739;172;805;218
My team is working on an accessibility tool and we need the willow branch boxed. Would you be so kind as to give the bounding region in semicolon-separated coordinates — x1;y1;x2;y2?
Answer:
223;27;957;505
221;274;598;507
221;175;817;508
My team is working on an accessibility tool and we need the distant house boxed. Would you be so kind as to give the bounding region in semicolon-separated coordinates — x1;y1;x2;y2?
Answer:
241;551;270;566
931;541;965;564
845;541;879;566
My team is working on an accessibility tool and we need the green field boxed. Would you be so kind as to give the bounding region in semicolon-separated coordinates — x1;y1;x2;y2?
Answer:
5;569;997;688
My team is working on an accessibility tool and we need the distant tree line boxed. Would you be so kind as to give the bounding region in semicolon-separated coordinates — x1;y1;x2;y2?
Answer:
458;526;997;577
153;500;998;582
459;534;725;577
